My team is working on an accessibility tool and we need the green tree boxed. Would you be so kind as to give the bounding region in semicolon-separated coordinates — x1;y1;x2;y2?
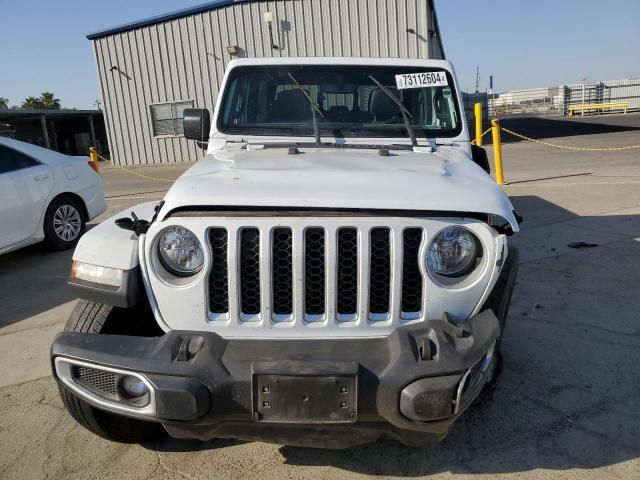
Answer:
39;92;61;109
22;96;43;109
21;92;61;109
0;97;8;109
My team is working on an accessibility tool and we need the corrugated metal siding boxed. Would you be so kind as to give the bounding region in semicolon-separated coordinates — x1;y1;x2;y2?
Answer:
92;0;441;166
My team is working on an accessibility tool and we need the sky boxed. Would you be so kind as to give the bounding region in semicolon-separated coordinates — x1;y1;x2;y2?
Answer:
1;0;639;109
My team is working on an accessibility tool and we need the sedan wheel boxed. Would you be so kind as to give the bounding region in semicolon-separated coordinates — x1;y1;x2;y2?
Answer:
53;205;83;242
44;197;86;250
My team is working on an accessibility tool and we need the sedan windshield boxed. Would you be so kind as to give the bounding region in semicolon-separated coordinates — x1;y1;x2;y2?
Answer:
218;65;462;139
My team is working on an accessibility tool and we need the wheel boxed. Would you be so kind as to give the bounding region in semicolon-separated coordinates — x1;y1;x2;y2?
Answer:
480;246;520;387
57;300;164;443
43;196;86;250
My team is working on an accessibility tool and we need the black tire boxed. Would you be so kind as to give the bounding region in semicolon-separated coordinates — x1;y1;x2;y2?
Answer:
471;145;491;175
43;195;86;250
58;300;164;443
480;246;520;387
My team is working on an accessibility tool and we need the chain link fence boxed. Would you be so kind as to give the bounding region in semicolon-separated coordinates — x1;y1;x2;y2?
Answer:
463;78;640;119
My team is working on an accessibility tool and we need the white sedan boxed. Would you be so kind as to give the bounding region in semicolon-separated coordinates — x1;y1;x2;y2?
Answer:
0;137;106;255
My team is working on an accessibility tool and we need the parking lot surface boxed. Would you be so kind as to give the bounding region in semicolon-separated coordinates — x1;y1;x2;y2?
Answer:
1;114;639;479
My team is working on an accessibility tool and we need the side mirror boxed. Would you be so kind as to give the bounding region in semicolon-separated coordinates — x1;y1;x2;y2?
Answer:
183;108;211;142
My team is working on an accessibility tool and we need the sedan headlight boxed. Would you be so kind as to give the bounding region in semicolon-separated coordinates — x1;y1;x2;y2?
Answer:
157;226;204;277
427;226;480;277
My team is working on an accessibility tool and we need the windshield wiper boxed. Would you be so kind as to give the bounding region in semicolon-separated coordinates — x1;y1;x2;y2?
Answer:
287;72;324;146
368;75;417;147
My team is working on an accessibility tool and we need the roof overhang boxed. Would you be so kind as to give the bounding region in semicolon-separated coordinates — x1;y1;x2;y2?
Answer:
87;0;250;39
0;110;103;121
87;0;444;53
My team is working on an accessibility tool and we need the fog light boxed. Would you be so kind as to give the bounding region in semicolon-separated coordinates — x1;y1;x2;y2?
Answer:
120;375;149;398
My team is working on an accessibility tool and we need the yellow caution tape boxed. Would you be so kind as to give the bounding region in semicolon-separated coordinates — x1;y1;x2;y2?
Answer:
96;154;176;183
499;126;640;152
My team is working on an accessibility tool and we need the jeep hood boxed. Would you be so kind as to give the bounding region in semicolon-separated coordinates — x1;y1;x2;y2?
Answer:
160;146;519;231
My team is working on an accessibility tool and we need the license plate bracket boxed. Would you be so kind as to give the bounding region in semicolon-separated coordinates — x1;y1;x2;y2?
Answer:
253;374;357;424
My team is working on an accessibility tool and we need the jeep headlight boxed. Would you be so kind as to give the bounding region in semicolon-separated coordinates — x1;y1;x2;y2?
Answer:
157;226;204;277
426;226;479;277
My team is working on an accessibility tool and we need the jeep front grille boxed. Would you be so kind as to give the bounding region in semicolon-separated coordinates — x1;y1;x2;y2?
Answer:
239;228;261;317
337;228;359;317
402;228;424;316
369;227;392;317
208;228;229;314
272;228;293;317
304;228;326;317
207;223;426;325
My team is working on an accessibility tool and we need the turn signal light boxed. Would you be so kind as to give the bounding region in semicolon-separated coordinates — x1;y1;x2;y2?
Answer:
70;260;123;288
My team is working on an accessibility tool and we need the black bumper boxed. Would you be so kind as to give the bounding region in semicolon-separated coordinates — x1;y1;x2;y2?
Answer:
51;310;499;448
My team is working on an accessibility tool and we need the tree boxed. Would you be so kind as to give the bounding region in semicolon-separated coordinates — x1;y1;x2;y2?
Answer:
0;97;8;110
39;92;61;109
21;92;61;110
22;96;42;109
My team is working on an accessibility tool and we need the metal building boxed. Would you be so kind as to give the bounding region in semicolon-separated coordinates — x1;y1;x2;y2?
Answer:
88;0;444;166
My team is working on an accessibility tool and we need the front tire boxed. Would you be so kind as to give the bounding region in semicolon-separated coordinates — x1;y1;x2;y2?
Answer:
57;300;164;443
43;196;86;250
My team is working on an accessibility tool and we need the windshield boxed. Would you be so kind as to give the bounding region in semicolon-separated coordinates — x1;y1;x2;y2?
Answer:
218;65;462;139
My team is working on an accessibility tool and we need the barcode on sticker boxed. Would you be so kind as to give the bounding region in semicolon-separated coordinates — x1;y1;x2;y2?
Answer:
396;72;448;90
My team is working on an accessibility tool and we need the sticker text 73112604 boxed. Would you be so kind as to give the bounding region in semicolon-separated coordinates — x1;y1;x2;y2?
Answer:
395;71;448;90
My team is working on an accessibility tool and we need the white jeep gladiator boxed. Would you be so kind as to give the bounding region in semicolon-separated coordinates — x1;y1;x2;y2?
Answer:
51;57;520;448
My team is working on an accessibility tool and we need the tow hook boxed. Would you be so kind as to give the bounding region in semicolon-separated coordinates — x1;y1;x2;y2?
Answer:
175;336;204;362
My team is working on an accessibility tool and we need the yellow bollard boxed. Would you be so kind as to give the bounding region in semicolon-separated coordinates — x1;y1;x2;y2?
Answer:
89;147;100;173
474;103;483;146
491;119;505;185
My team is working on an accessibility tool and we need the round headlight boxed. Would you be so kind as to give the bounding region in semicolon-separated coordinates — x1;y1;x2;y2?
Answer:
427;226;479;277
157;226;204;276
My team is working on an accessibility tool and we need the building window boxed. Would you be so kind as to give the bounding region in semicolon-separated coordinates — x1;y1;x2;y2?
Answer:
149;100;193;136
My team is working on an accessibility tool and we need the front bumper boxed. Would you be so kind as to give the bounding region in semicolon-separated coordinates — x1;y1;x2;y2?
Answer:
51;310;499;448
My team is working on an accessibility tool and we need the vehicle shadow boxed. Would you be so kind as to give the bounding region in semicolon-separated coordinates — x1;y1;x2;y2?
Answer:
143;196;640;477
0;224;97;329
0;244;75;328
484;115;640;144
146;437;246;453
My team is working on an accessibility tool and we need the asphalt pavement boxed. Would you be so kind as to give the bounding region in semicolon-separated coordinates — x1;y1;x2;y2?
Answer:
1;113;639;479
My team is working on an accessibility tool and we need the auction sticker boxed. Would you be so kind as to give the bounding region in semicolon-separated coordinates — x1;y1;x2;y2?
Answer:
395;71;448;89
